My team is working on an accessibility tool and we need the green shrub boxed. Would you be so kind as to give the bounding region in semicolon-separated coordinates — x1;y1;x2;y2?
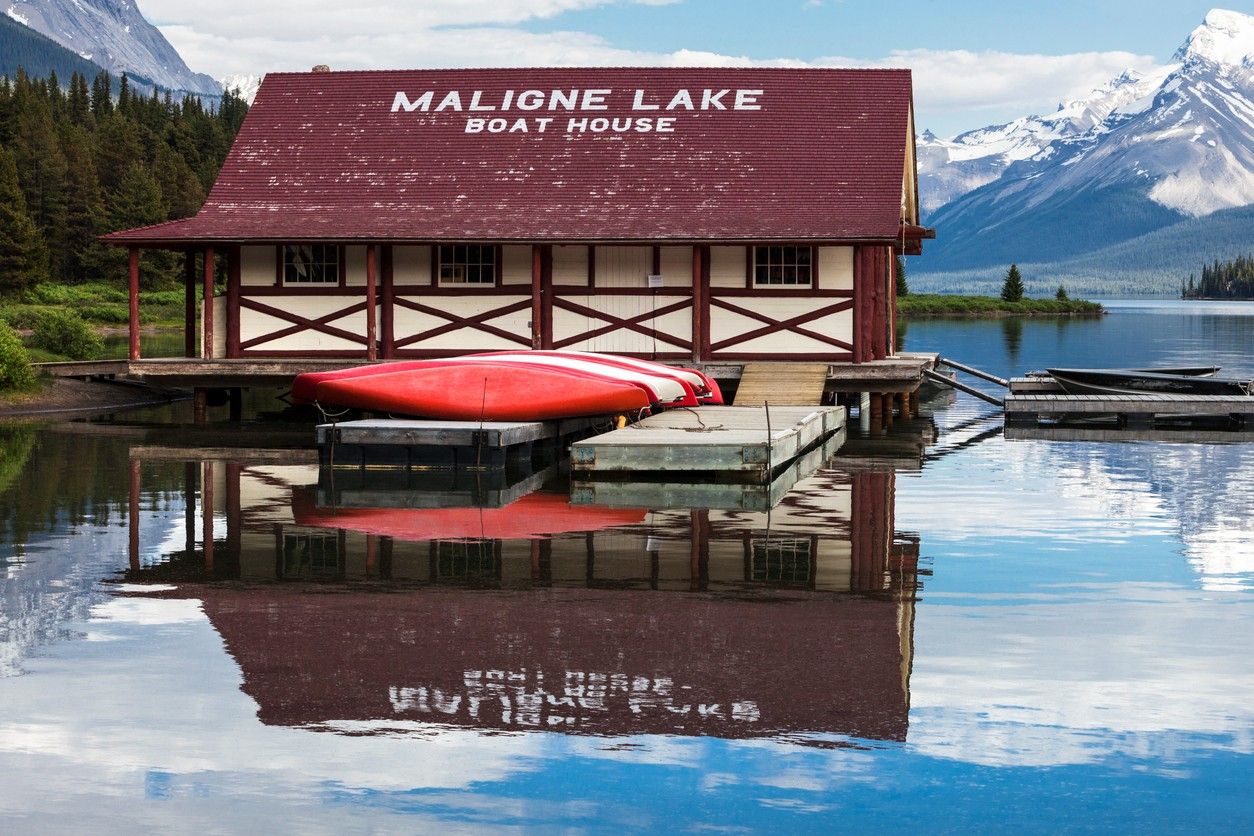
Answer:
77;303;131;324
0;323;34;390
30;309;103;361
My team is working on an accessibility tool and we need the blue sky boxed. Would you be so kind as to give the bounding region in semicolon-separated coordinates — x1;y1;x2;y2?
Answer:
148;1;1254;135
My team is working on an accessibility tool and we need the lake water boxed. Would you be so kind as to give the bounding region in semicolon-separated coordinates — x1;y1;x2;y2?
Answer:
2;300;1252;831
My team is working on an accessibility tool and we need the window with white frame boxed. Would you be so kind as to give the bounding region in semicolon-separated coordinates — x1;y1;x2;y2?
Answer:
753;245;813;287
283;244;339;284
438;244;497;285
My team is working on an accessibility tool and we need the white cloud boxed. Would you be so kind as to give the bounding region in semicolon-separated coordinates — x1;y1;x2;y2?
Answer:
142;2;1160;134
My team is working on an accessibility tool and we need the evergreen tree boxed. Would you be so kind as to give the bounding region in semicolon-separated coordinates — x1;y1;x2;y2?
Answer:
895;253;909;296
1;68;247;290
59;128;108;283
67;71;90;127
107;162;175;288
1001;263;1025;302
153;144;205;219
90;71;112;119
11;98;67;268
0;148;49;291
1055;284;1068;301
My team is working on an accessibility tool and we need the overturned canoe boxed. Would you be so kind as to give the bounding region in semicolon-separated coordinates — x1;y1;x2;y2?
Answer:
310;360;653;421
1048;368;1252;397
292;350;713;406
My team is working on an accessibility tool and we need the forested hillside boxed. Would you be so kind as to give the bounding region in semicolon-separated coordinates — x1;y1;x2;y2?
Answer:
0;69;247;293
0;12;104;83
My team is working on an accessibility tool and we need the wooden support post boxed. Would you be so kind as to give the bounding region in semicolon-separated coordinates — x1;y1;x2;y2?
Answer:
365;244;378;361
202;246;215;359
868;391;883;437
228;388;243;422
531;245;542;350
128;247;140;361
202;460;214;572
871;247;888;360
184;250;197;358
381;244;395;359
128;458;140;571
227;246;241;357
541;245;554;350
365;534;378;576
691;245;704;363
883;392;895;428
193;388;208;424
888;247;898;356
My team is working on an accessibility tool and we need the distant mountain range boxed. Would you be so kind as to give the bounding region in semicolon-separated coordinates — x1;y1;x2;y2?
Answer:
3;3;1249;294
915;9;1254;294
3;0;219;95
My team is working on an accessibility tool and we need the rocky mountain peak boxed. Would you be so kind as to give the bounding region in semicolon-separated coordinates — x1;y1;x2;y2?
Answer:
4;0;220;95
1173;8;1254;67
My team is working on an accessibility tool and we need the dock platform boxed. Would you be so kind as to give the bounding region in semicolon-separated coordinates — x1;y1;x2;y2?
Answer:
571;406;846;479
1006;376;1253;426
316;416;605;470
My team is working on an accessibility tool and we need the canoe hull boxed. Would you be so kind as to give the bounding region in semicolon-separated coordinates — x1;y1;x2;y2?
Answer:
313;362;651;421
1048;368;1252;397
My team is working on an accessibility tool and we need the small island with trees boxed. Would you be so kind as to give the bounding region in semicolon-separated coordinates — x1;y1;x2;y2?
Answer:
1180;255;1253;299
896;260;1104;317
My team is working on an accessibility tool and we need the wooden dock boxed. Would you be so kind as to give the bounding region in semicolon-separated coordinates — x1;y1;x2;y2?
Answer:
316;416;605;470
1004;375;1253;426
571;429;846;510
570;405;846;479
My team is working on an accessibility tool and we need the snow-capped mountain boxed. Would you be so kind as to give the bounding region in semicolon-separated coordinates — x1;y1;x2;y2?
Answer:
917;8;1254;276
219;73;262;104
4;0;220;95
917;67;1172;212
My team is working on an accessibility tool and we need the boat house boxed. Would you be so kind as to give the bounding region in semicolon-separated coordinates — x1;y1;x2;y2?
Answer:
106;67;930;371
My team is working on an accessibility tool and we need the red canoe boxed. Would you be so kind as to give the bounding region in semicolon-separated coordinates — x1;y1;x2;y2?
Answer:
486;350;723;405
292;351;717;405
291;489;646;540
311;360;652;421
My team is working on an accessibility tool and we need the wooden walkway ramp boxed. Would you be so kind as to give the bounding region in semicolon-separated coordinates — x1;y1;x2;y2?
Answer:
733;362;829;406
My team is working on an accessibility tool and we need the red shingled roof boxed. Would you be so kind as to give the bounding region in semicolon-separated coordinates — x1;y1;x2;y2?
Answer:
106;68;915;245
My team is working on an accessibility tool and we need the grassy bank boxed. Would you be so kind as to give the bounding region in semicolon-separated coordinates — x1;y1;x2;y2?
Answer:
898;294;1103;317
0;282;190;332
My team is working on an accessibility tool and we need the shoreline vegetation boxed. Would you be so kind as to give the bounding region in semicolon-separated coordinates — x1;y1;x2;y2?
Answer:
897;294;1104;318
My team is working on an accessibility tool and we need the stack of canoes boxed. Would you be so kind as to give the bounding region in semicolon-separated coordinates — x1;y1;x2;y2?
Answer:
293;350;723;421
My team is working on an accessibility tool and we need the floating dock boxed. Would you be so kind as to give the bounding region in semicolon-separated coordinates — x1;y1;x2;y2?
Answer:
570;406;846;480
1004;377;1253;427
316;416;605;470
571;430;846;510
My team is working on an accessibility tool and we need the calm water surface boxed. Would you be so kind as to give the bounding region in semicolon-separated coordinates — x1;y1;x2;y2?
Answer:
2;300;1252;831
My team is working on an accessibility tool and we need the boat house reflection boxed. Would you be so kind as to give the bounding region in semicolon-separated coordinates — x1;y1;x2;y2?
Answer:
123;454;923;742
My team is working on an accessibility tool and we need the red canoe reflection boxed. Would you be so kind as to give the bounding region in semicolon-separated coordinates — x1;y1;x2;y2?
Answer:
291;488;647;541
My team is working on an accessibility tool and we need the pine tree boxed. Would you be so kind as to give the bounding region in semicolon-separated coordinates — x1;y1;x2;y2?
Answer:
1001;263;1025;302
1055;284;1068;301
0;148;50;291
67;72;91;127
90;71;112;119
895;253;909;296
59;129;108;283
11;99;68;269
153;144;206;219
106;162;176;288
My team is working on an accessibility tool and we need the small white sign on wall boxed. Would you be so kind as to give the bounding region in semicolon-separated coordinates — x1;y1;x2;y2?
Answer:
647;274;664;288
